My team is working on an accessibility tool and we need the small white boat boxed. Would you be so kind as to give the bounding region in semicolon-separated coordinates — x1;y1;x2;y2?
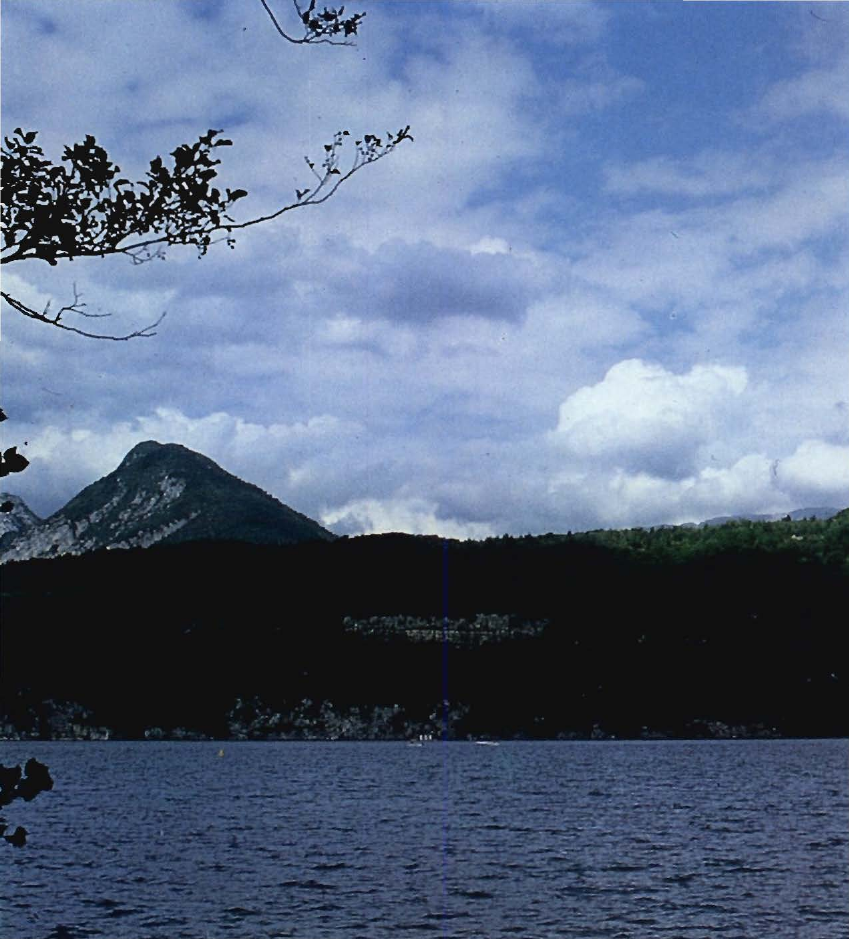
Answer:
474;740;500;746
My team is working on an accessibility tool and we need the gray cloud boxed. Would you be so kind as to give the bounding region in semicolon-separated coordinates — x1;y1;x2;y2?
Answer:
332;241;544;324
2;1;847;537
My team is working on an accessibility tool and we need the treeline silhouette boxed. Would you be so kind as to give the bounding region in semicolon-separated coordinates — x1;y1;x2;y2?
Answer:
2;513;847;739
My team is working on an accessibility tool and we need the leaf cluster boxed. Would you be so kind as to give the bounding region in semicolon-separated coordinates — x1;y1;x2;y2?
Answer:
0;409;29;485
1;3;412;338
0;758;53;848
1;128;246;266
301;124;413;194
0;446;29;478
296;1;365;41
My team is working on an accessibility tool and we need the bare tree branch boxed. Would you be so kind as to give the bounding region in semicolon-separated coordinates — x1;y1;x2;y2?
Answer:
225;126;412;234
1;290;165;340
127;245;168;265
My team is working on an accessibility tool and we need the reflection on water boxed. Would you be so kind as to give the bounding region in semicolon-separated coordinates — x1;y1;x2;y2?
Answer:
1;739;847;938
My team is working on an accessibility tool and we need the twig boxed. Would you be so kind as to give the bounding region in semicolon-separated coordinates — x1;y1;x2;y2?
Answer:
225;127;412;234
127;245;167;265
258;0;360;46
2;290;165;340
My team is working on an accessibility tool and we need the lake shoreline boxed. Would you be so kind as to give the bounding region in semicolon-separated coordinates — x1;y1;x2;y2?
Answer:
3;722;825;743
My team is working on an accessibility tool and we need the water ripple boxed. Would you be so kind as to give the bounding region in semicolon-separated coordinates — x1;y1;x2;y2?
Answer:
0;738;845;939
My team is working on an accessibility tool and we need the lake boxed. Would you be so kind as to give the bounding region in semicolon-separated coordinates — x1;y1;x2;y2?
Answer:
1;739;846;938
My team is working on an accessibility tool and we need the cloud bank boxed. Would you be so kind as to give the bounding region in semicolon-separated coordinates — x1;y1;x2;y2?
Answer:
2;1;846;536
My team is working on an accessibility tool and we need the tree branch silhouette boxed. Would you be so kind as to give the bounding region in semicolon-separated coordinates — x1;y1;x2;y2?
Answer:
1;124;411;338
1;289;165;341
259;0;366;45
2;0;410;340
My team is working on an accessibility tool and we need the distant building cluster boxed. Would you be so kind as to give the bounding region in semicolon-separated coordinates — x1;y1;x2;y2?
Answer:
342;613;549;646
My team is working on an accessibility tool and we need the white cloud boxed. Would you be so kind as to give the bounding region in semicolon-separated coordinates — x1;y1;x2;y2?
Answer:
755;64;849;123
467;0;612;47
733;165;849;253
569;158;849;327
547;446;841;531
317;315;419;358
682;454;782;519
604;151;773;199
2;2;846;541
527;292;648;352
551;359;748;478
469;237;512;256
558;73;645;116
321;496;495;541
778;439;849;502
12;408;364;517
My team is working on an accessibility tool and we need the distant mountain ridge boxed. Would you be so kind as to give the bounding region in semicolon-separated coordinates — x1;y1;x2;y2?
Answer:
697;507;840;527
1;444;844;563
0;440;334;563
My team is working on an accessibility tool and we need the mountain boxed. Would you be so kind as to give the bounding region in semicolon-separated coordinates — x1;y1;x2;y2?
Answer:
0;493;42;539
0;441;334;563
698;507;842;527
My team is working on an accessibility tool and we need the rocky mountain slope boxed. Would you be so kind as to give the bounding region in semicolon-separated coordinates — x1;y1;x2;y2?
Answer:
0;440;334;563
0;493;42;539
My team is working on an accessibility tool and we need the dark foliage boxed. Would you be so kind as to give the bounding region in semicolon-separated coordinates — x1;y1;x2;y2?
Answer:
0;446;29;478
2;128;244;267
0;123;410;339
1;0;411;339
0;410;29;505
0;758;53;847
260;0;366;44
2;513;846;741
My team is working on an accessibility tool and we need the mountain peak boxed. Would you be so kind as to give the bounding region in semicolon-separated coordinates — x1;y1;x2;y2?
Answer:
119;440;202;467
0;442;334;563
123;439;166;461
0;493;42;542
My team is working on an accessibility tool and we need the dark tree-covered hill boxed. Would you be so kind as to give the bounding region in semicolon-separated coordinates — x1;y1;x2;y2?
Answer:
2;511;846;740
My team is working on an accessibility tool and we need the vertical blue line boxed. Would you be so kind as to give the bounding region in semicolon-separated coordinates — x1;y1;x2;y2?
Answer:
441;537;450;926
442;539;450;742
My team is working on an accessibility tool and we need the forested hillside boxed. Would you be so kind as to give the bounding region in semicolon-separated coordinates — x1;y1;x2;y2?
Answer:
2;511;846;740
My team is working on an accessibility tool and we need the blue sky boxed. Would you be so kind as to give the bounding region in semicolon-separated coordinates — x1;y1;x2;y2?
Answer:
2;0;847;536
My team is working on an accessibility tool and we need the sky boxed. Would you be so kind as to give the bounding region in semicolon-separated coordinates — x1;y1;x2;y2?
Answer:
1;0;848;537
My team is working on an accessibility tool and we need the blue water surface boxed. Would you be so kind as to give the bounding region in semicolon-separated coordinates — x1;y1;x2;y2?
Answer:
1;739;846;938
